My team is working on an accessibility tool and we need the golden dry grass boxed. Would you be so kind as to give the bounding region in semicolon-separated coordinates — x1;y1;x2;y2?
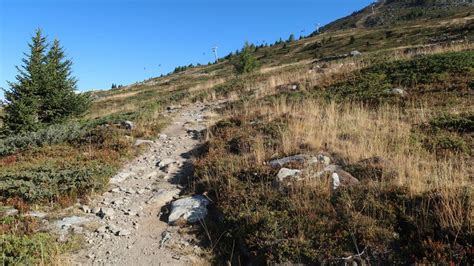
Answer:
234;97;471;194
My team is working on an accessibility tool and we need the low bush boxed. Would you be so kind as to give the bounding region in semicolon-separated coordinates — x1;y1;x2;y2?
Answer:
429;112;474;133
0;164;114;203
0;122;87;156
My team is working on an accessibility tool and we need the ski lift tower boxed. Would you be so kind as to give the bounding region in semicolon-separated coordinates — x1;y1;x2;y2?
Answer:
212;46;218;63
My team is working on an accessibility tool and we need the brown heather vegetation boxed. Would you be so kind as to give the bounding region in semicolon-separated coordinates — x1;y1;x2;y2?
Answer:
190;47;473;264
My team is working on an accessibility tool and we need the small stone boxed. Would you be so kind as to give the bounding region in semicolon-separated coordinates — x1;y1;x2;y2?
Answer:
118;229;131;236
96;226;107;233
92;207;101;214
80;205;91;213
98;207;115;218
107;224;120;235
110;188;121;193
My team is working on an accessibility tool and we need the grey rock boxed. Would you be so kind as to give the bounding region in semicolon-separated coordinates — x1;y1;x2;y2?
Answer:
117;229;131;236
386;88;406;97
56;216;88;229
96;226;107;233
2;208;19;217
316;152;332;166
269;154;309;168
134;139;154;146
98;207;115;219
168;195;210;224
350;50;362;56
276;168;302;182
146;189;180;205
24;211;47;219
80;205;91;213
121;120;135;130
331;170;359;190
157;158;175;169
92;207;101;214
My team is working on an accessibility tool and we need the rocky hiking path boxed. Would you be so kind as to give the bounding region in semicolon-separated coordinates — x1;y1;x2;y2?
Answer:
62;102;219;265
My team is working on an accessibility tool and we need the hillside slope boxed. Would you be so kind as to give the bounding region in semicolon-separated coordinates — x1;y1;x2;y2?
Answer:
321;0;474;32
1;1;473;264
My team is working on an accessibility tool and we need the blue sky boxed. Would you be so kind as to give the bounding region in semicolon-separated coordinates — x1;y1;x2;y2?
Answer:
0;0;373;97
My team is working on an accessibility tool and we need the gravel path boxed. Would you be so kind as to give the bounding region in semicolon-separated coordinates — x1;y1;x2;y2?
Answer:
68;102;217;265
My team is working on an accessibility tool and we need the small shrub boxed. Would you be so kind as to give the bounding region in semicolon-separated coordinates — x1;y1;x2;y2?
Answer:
0;164;114;203
0;122;87;156
429;113;474;133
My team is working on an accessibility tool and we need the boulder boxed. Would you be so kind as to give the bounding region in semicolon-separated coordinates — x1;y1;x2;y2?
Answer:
316;152;332;166
269;154;309;168
121;120;135;130
55;216;88;230
276;168;302;182
2;208;19;217
168;195;210;225
350;50;362;56
386;88;406;97
331;170;359;190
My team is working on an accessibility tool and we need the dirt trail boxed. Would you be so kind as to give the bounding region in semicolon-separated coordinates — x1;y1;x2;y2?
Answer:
69;102;218;265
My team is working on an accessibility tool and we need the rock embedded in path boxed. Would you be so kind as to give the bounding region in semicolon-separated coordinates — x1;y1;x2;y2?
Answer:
168;195;210;225
146;188;180;206
134;139;154;146
97;207;115;219
80;205;91;213
157;158;175;169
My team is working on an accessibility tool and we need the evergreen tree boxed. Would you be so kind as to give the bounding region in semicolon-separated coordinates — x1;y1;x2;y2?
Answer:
2;29;47;133
42;39;89;124
2;29;90;133
233;42;258;74
288;34;295;42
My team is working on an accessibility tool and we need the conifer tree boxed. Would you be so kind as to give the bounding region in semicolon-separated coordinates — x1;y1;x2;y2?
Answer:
2;29;90;133
2;29;47;133
288;34;295;42
233;42;258;74
42;39;89;123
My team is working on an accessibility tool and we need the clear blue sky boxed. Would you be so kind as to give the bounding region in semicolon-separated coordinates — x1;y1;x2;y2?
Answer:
0;0;373;98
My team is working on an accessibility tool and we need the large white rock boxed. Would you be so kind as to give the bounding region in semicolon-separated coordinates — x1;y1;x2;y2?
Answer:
168;195;210;225
276;168;302;182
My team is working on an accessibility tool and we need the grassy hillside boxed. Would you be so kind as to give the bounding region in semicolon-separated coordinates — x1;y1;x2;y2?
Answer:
1;1;473;264
322;0;473;32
